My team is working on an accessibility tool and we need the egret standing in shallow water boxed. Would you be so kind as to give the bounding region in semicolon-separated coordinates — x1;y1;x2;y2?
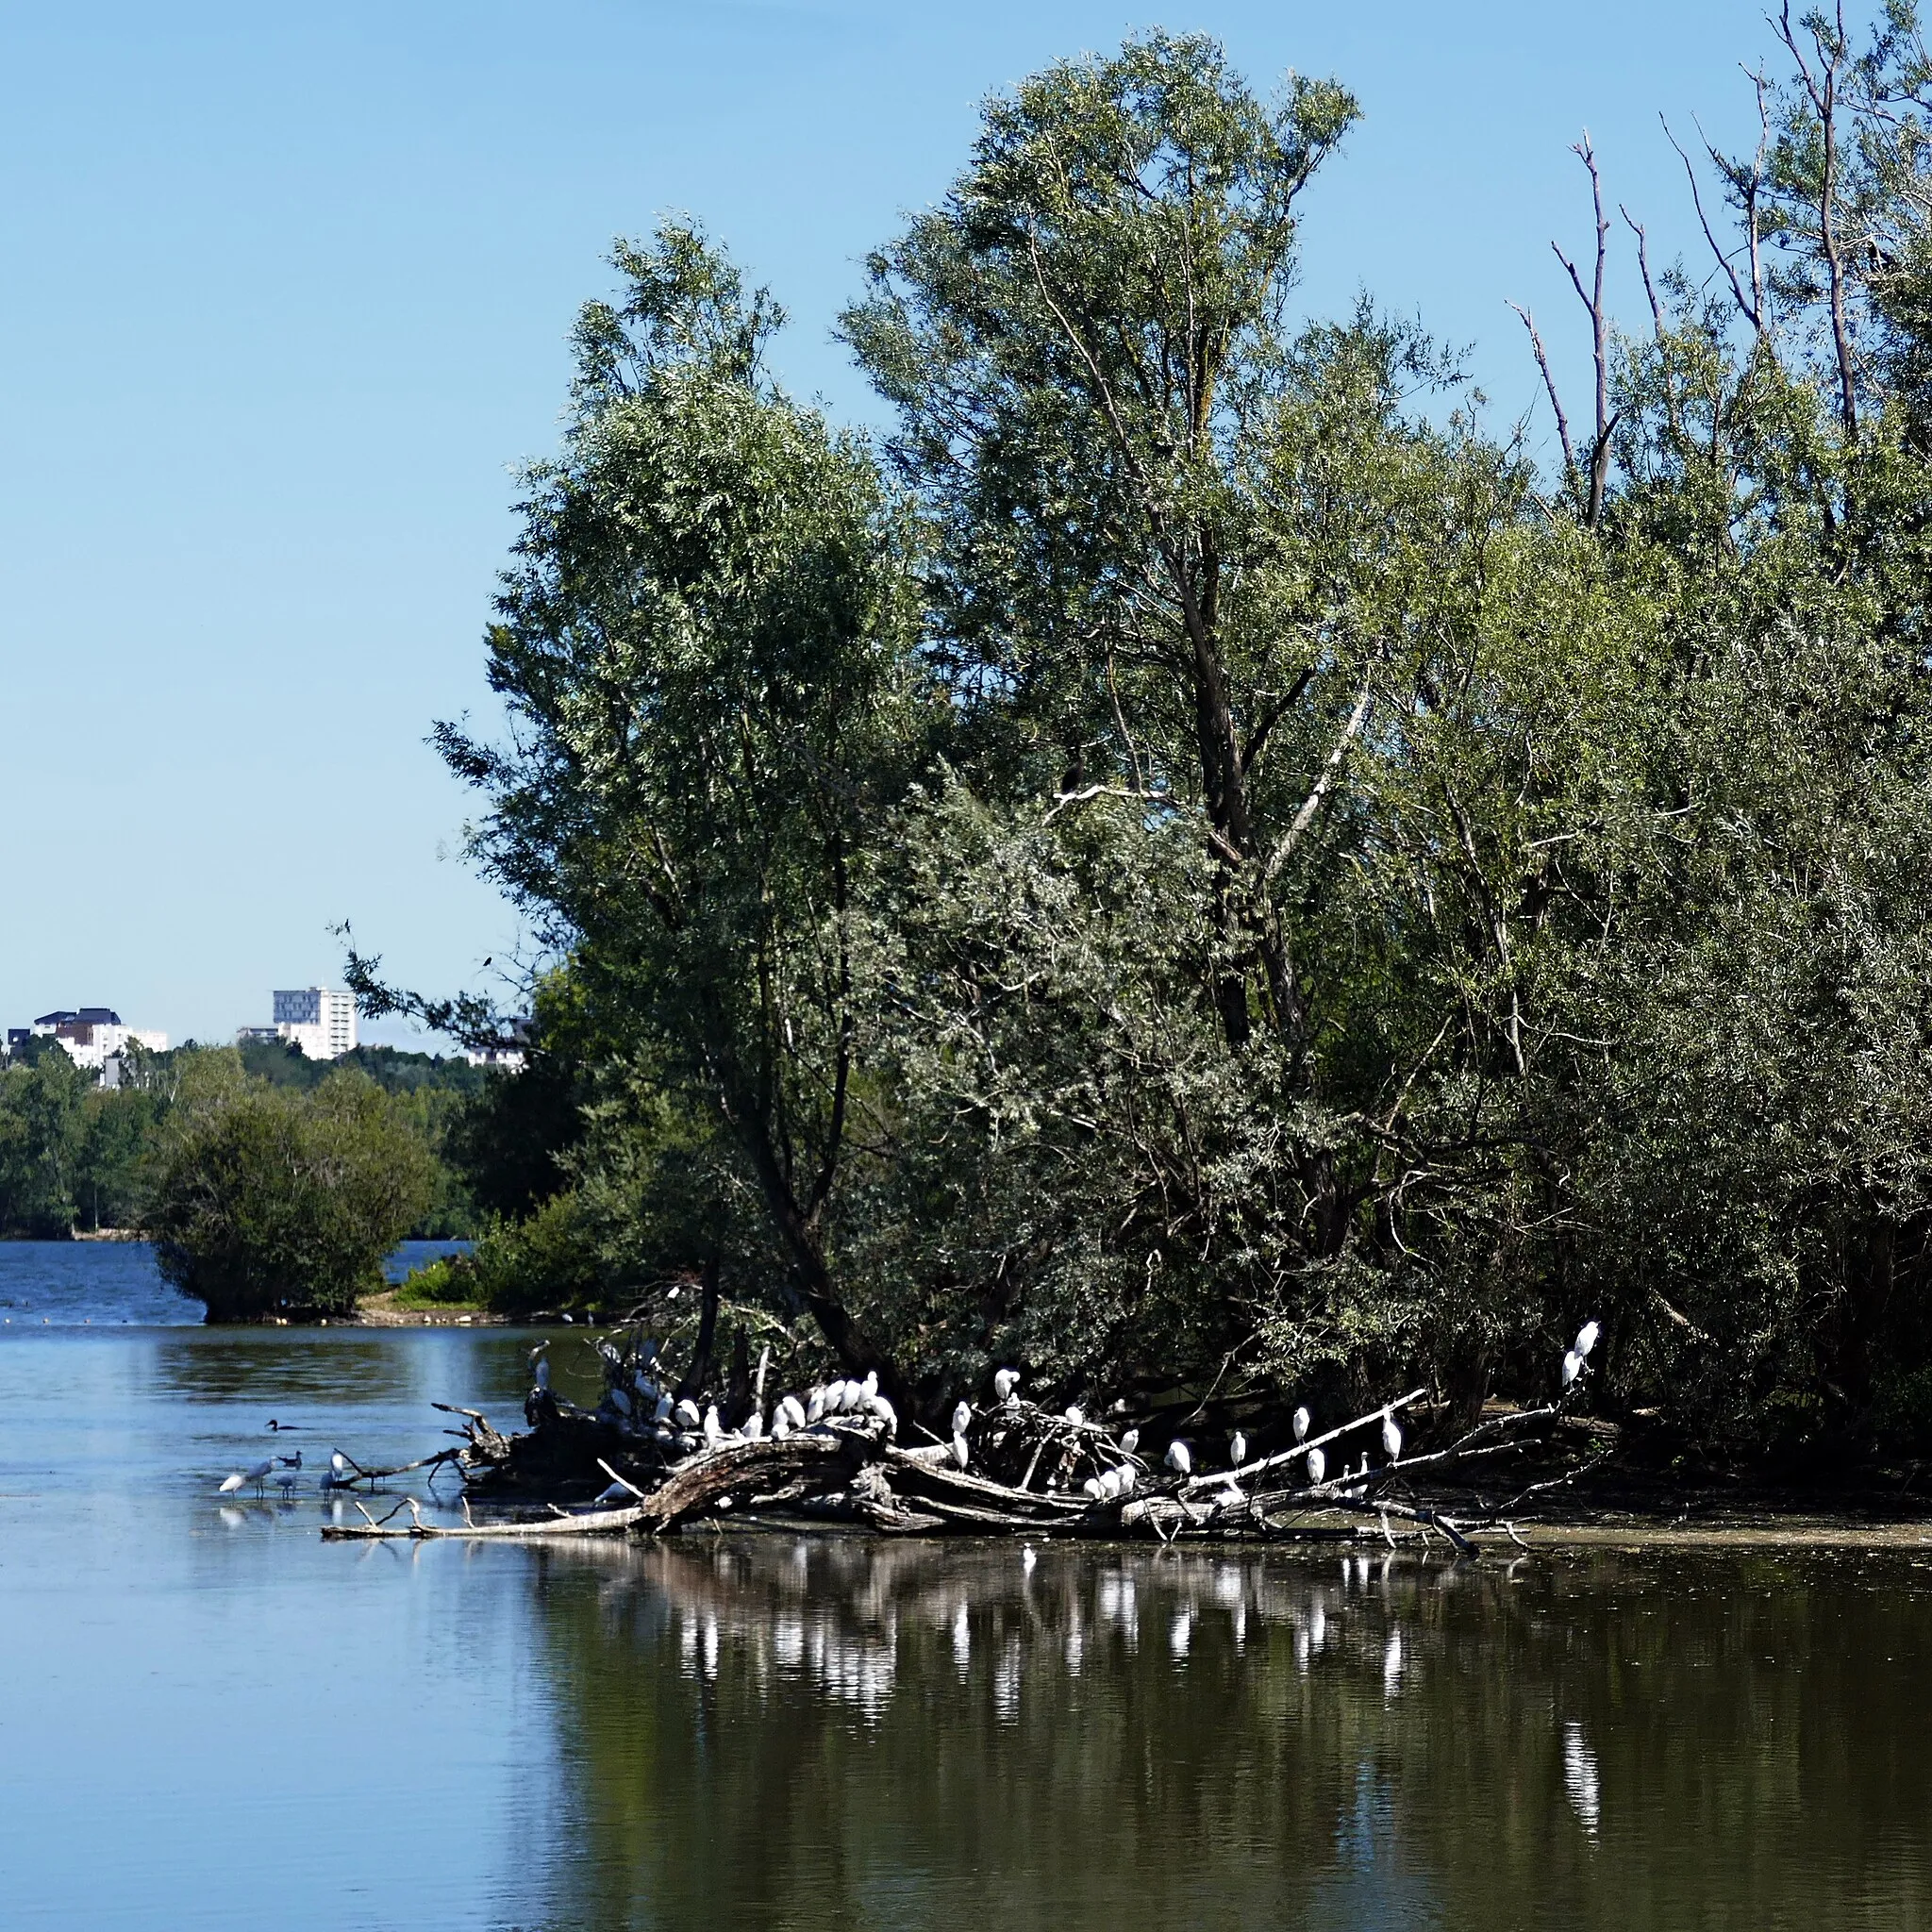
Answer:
219;1457;275;1497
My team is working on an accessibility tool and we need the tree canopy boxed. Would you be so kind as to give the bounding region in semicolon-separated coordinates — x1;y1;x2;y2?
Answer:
371;10;1932;1461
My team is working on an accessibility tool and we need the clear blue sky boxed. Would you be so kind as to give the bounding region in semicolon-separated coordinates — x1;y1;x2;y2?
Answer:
0;0;1792;1048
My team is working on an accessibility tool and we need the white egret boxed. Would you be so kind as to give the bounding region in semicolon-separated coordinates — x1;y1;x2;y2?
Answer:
1293;1406;1311;1442
1575;1319;1601;1358
992;1367;1020;1403
771;1410;792;1441
702;1406;726;1447
1082;1476;1105;1501
219;1457;275;1497
950;1432;971;1470
871;1397;898;1437
655;1392;675;1424
1119;1428;1140;1457
1064;1406;1085;1426
1116;1465;1136;1496
1381;1409;1403;1462
675;1397;702;1429
780;1393;807;1429
861;1369;879;1401
1230;1430;1248;1467
1561;1348;1584;1390
951;1400;973;1438
1164;1439;1192;1476
807;1387;826;1424
743;1410;764;1441
1306;1446;1326;1484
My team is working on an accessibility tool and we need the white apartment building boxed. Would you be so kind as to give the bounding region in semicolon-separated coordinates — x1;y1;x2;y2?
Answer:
27;1008;168;1071
257;987;358;1060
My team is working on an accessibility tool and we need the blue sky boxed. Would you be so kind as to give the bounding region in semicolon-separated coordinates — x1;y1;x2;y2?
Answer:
0;0;1790;1048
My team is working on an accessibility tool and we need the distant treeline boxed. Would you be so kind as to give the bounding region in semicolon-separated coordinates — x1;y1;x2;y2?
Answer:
0;1038;488;1243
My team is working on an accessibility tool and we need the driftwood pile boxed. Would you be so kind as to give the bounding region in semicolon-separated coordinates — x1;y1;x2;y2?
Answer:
322;1324;1612;1557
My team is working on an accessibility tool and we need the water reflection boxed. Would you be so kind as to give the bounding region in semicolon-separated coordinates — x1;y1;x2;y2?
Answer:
507;1539;1931;1932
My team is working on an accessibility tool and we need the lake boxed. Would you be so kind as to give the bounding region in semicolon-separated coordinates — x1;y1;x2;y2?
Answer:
1;1244;1927;1929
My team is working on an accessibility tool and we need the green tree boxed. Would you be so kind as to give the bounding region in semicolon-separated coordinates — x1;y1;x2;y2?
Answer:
143;1058;434;1321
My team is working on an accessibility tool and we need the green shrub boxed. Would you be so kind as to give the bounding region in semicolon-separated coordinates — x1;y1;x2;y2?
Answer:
144;1063;434;1321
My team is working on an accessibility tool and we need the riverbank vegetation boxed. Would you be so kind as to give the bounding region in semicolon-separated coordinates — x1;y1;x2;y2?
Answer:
348;8;1932;1467
0;1040;485;1267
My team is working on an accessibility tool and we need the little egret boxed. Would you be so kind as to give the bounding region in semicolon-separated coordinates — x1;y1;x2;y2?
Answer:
219;1457;275;1497
675;1398;702;1429
1119;1428;1139;1457
861;1369;879;1401
1306;1447;1325;1484
1230;1431;1248;1467
780;1394;807;1430
743;1410;764;1441
1575;1319;1601;1358
1064;1406;1085;1426
1165;1439;1192;1476
992;1367;1020;1403
702;1406;725;1447
950;1432;971;1469
1561;1348;1583;1390
772;1410;792;1441
1116;1465;1136;1496
655;1392;675;1424
807;1388;827;1424
1293;1407;1311;1442
951;1400;973;1438
1082;1476;1105;1501
1381;1409;1403;1462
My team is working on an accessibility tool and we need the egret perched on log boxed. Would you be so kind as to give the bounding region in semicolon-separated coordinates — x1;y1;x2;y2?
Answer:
993;1367;1020;1403
1381;1408;1403;1462
861;1369;879;1402
675;1398;702;1429
1561;1348;1584;1390
1165;1439;1192;1476
1575;1319;1601;1358
1230;1430;1248;1468
702;1406;726;1448
1064;1406;1085;1426
780;1394;807;1430
807;1387;826;1424
1119;1428;1139;1457
743;1409;764;1441
1293;1407;1311;1442
1306;1446;1326;1484
1082;1476;1105;1500
950;1433;971;1470
952;1400;973;1438
771;1409;792;1441
655;1393;675;1424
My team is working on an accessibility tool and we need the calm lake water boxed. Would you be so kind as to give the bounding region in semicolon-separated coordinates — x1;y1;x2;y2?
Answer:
1;1245;1928;1929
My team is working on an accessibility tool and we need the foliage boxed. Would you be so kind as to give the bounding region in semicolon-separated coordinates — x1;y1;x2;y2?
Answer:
142;1057;436;1321
389;15;1932;1457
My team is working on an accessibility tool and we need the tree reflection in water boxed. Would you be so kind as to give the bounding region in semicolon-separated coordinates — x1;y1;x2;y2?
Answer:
507;1538;1929;1931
